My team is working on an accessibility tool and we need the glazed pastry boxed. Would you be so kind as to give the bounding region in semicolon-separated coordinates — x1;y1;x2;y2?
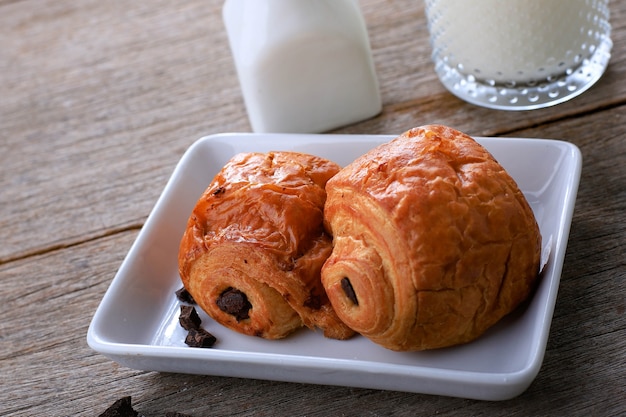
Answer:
321;125;542;351
178;151;354;340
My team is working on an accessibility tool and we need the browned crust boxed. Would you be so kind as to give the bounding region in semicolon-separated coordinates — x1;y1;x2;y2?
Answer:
322;125;541;351
179;151;354;340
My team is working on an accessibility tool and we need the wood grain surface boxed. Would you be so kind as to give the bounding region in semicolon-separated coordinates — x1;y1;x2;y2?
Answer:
1;0;624;416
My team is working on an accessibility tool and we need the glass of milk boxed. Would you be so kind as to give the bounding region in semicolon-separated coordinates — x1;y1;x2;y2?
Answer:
424;0;612;110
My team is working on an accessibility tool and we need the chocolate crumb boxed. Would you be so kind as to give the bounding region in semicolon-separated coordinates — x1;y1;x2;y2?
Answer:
216;287;252;322
179;305;202;331
278;258;295;272
304;291;322;310
341;277;358;306
98;396;138;417
185;328;217;348
175;287;195;304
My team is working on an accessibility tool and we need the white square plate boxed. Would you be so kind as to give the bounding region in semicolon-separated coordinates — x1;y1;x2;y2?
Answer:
87;133;582;400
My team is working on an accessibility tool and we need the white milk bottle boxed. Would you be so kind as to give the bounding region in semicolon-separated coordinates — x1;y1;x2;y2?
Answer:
424;0;612;110
223;0;382;133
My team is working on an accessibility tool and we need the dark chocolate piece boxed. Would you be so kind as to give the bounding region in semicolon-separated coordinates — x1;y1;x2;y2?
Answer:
185;328;217;348
98;396;138;417
216;287;251;321
179;305;202;330
341;277;358;306
175;287;196;304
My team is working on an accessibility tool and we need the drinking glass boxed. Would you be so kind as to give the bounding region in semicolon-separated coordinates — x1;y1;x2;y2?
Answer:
424;0;612;110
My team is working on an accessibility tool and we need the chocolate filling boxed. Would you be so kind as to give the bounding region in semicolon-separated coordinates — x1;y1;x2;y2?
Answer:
341;277;358;306
216;287;252;321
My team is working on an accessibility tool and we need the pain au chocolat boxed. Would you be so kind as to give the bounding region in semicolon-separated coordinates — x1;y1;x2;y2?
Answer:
321;125;542;351
178;151;354;340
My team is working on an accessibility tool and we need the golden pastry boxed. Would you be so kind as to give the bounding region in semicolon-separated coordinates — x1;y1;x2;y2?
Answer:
178;151;354;340
321;125;542;351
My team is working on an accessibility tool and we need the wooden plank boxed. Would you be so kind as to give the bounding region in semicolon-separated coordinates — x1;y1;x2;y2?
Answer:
0;0;237;262
1;1;625;413
2;0;626;263
1;222;624;415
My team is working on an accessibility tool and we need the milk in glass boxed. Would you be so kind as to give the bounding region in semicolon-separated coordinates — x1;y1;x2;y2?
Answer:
425;0;612;109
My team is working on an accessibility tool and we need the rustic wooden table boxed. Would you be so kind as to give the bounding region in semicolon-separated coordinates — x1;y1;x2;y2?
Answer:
2;1;625;415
